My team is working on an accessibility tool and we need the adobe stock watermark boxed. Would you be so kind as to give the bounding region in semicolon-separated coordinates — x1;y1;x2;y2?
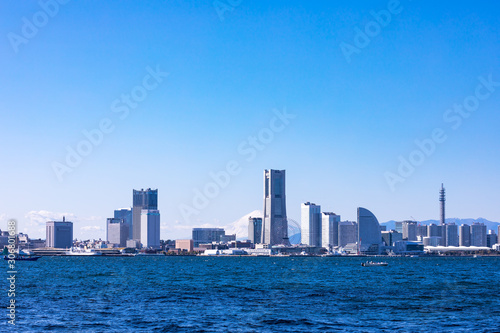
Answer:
339;0;406;64
385;74;500;191
213;0;242;22
51;65;168;182
6;219;18;326
178;108;296;223
7;0;70;54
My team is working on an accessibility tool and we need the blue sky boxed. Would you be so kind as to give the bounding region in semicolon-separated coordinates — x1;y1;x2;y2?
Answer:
1;0;499;240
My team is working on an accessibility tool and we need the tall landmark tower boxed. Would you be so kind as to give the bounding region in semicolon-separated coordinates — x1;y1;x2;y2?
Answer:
439;183;446;226
132;188;158;241
262;169;288;245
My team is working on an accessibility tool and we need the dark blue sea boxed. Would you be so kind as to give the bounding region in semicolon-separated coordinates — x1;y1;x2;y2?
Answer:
3;256;500;332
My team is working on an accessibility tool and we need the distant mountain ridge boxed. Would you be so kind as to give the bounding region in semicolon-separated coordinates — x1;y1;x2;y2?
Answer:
381;218;500;232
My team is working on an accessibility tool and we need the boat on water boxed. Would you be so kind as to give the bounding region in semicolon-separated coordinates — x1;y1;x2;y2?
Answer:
3;248;42;261
361;261;388;267
65;248;102;256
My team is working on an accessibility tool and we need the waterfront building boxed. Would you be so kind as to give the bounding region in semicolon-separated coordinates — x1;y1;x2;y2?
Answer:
416;224;428;238
46;218;73;248
220;234;236;243
486;231;497;248
402;221;417;241
459;224;471;247
338;221;357;247
301;202;321;246
248;217;262;244
262;169;288;245
445;223;459;247
471;222;487;247
428;224;440;237
381;230;402;247
176;239;194;252
357;207;382;255
106;218;129;247
114;208;133;240
498;225;500;245
133;188;158;241
422;236;441;247
140;209;160;249
321;212;340;250
192;228;225;247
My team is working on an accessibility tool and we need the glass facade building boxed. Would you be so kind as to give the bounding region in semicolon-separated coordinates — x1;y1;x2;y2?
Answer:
262;170;288;245
132;188;158;241
357;207;382;255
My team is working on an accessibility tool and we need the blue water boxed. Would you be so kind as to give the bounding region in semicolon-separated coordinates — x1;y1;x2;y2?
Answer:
3;256;500;332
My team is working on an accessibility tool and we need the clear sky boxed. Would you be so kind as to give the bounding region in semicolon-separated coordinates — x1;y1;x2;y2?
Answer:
1;0;499;240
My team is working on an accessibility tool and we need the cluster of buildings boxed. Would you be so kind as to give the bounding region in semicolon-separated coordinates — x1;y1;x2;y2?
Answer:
4;171;500;256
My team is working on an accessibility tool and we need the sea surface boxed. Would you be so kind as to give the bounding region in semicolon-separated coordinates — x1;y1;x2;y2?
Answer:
2;256;500;332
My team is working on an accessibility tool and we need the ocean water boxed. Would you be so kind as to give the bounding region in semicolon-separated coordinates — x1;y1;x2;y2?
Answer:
3;256;500;332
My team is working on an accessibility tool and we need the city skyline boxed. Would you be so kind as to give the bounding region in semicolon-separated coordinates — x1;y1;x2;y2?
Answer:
1;1;500;240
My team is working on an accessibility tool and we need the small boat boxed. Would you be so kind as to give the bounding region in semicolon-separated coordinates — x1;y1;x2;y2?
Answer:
3;248;41;261
361;261;388;267
4;254;42;261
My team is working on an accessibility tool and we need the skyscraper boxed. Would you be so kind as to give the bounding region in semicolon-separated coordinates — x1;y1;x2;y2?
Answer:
459;224;470;247
322;212;340;249
132;188;158;241
338;221;357;247
445;223;459;247
248;217;263;244
471;222;487;247
114;208;133;240
262;169;288;245
301;202;321;246
46;217;73;248
107;218;129;247
140;209;160;249
402;221;417;241
357;207;382;255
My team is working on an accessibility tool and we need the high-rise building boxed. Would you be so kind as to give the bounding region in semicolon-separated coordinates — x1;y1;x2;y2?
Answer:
402;221;417;241
192;228;225;247
498;225;500;245
114;208;133;240
140;209;160;249
248;217;263;244
301;202;321;246
445;223;459;247
338;221;358;247
357;207;382;255
416;224;428;238
459;224;471;247
107;218;129;247
395;221;403;233
427;223;439;237
262;169;288;245
321;212;340;250
46;217;73;248
471;222;487;247
132;188;158;241
381;230;402;246
486;231;497;248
